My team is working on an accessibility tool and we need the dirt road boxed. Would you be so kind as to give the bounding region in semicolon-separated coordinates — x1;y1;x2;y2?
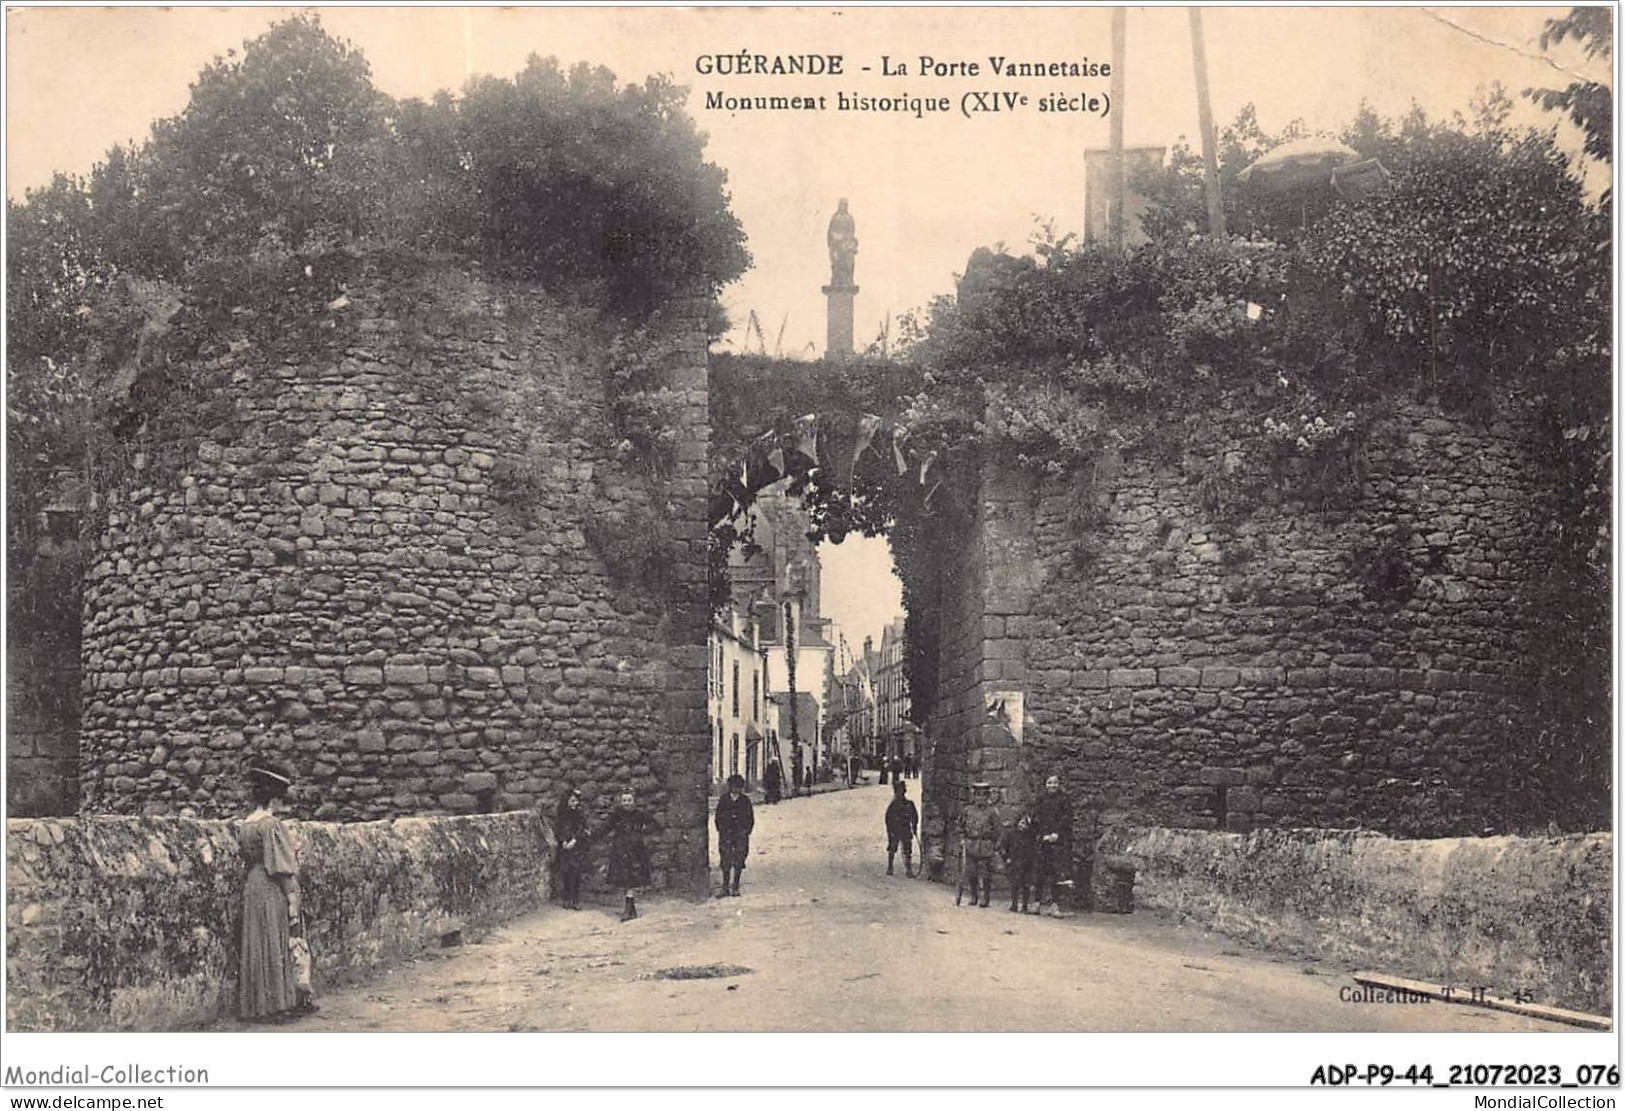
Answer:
277;784;1573;1033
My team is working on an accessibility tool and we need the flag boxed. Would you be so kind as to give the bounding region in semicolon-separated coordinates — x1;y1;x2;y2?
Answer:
892;427;910;476
851;413;882;471
794;414;820;464
745;442;786;494
918;451;938;485
708;490;736;525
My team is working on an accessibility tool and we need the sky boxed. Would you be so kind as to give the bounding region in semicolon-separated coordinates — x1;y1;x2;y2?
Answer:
4;4;1607;652
7;6;1606;351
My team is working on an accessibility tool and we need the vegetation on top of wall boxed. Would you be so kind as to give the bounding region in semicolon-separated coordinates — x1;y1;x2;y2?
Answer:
900;89;1607;482
9;16;740;710
8;12;746;492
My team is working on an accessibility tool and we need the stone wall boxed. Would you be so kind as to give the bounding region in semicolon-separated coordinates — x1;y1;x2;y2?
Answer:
1111;826;1612;1015
6;811;551;1031
6;644;79;818
928;395;1576;839
76;255;712;889
6;533;84;817
918;490;989;862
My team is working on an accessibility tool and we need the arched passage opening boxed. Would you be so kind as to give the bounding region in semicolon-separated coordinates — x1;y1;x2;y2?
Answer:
706;352;986;881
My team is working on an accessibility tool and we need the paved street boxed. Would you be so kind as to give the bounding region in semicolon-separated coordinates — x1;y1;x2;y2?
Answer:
277;784;1574;1033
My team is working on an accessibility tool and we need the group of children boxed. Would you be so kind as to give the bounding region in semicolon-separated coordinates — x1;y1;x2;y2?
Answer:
956;776;1075;915
551;786;659;921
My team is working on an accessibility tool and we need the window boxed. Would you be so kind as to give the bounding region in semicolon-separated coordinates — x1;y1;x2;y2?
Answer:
732;660;740;717
752;672;760;720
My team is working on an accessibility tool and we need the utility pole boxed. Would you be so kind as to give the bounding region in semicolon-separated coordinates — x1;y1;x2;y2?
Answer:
784;596;799;793
1189;7;1227;238
1109;7;1127;249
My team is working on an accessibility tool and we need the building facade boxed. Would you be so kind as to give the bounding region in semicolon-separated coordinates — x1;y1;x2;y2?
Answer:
874;617;913;762
725;484;837;779
707;609;767;785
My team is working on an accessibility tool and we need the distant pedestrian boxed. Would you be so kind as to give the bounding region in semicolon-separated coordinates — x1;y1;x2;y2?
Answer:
803;766;813;792
604;789;656;921
552;786;591;910
763;760;783;805
885;780;919;877
1032;775;1074;917
889;756;904;784
791;750;804;798
715;774;755;897
956;781;1003;909
238;762;314;1021
1002;813;1038;913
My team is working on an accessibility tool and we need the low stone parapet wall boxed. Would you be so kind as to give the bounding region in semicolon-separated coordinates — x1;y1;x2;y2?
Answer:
6;811;552;1031
1109;826;1611;1015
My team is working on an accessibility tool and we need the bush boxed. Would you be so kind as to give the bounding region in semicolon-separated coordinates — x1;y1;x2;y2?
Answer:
9;15;747;325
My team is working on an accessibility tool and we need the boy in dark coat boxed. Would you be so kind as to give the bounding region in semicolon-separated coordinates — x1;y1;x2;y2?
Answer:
552;787;592;910
605;789;657;921
715;774;755;897
1032;775;1074;916
1001;812;1038;913
884;779;919;876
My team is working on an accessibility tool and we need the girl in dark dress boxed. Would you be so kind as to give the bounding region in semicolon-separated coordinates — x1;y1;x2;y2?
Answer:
552;787;591;910
604;789;656;921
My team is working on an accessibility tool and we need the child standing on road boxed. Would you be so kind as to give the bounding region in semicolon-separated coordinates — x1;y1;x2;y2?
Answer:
957;781;1003;908
715;773;755;897
552;787;591;910
885;780;920;877
605;789;656;921
1002;812;1038;913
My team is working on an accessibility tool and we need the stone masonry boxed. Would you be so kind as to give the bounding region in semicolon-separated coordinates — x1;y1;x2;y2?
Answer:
76;257;712;889
8;811;551;1031
927;393;1572;850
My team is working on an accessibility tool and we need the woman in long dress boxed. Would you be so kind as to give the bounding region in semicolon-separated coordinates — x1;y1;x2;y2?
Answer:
238;764;304;1021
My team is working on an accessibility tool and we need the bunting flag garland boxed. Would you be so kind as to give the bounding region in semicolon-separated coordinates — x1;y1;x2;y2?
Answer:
708;413;950;525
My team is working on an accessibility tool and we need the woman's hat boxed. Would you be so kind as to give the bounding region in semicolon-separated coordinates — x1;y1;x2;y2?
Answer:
726;774;746;789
